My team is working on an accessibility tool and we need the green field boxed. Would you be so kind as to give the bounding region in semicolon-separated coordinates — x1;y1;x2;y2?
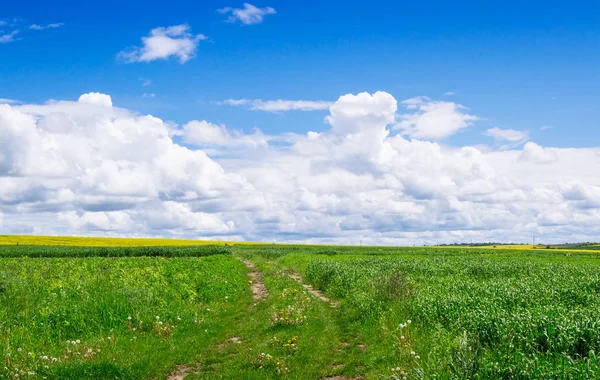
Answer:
2;242;600;379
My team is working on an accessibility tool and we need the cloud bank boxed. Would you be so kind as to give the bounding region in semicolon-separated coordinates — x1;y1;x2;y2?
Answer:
1;91;599;244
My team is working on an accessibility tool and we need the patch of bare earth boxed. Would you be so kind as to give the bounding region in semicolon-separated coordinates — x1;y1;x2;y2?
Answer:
217;336;243;349
166;365;190;380
287;272;339;307
240;258;268;301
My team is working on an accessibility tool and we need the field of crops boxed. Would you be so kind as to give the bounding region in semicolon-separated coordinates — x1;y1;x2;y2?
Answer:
2;241;600;379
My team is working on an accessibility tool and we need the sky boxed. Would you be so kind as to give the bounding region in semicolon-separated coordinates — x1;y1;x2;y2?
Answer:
1;1;600;244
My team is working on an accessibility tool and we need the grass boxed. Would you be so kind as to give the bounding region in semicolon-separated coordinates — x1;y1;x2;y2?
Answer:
3;238;600;378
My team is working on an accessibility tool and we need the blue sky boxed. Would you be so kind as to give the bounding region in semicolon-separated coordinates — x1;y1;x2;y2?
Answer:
2;0;599;147
1;1;600;243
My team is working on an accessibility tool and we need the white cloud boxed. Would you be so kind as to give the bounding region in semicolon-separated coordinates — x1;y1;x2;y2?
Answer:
221;99;332;112
139;78;152;87
395;96;478;140
0;30;18;43
1;91;600;244
444;92;455;96
218;3;276;25
29;23;64;30
118;24;207;64
78;92;113;107
0;98;19;105
519;142;558;164
540;125;553;131
142;92;156;99
182;120;268;148
485;127;528;147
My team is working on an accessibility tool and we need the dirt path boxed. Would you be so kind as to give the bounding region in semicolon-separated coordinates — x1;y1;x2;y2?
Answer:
240;258;269;301
287;272;339;307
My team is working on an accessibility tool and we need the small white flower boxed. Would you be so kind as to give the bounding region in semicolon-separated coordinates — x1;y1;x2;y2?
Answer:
76;340;80;344
127;316;132;321
155;316;160;320
17;348;22;352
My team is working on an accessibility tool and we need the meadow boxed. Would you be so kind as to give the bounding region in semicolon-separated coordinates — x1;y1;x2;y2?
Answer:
2;238;600;379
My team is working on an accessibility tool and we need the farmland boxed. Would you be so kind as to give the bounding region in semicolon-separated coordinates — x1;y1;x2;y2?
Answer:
2;240;600;379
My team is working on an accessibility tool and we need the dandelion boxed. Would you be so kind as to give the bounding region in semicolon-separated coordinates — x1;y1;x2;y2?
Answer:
87;349;92;353
127;316;132;321
155;316;160;320
17;348;22;352
76;340;80;344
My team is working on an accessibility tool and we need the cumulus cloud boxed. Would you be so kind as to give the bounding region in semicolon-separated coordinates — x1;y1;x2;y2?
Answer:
218;3;276;25
221;99;332;112
29;23;64;30
118;25;207;64
1;91;600;244
0;30;18;43
78;92;113;107
519;142;558;164
395;97;478;140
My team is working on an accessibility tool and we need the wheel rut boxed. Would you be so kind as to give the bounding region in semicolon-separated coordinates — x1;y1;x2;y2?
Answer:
287;272;339;307
239;258;269;301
